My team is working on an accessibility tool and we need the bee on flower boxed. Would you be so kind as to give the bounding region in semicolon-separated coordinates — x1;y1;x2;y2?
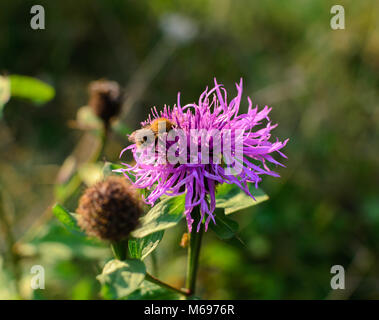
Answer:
119;78;288;232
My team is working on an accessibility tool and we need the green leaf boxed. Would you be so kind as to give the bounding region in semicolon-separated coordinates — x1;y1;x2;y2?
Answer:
216;183;269;215
18;221;108;261
128;231;164;260
125;280;181;300
9;75;55;104
97;259;146;299
52;203;84;236
210;211;239;240
131;195;185;238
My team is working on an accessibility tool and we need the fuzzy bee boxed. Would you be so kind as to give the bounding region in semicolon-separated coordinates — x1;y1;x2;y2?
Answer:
129;117;176;148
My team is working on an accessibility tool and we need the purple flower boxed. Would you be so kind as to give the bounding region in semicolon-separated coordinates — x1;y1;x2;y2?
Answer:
119;79;288;232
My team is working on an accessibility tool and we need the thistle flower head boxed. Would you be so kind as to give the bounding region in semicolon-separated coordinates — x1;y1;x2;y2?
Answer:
77;176;142;242
88;79;122;125
119;78;288;232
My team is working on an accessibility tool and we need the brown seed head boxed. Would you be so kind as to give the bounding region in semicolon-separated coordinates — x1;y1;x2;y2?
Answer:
88;80;122;124
77;176;142;242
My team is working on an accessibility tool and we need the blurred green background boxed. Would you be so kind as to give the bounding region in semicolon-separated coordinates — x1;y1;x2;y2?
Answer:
0;0;378;299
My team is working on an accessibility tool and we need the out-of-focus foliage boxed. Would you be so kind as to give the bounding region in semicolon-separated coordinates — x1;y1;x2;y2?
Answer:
0;77;11;114
9;75;55;104
216;184;268;215
0;74;54;116
0;0;378;299
97;259;146;299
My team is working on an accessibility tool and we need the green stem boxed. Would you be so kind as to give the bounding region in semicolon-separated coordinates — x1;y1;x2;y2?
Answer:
112;239;187;296
91;124;108;163
186;206;204;296
0;189;21;297
111;239;129;260
145;273;189;297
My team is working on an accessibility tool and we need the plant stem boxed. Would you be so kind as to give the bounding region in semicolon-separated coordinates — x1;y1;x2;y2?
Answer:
111;239;129;260
145;273;189;297
0;189;21;297
185;206;204;296
111;239;188;296
91;124;108;163
16;125;109;246
151;250;159;276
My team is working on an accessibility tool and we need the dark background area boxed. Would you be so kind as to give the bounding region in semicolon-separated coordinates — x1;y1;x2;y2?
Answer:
0;0;378;299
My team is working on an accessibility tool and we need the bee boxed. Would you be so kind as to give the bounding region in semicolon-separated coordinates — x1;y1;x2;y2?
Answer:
129;117;175;148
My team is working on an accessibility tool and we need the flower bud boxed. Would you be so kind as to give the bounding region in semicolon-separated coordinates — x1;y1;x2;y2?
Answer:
77;176;142;242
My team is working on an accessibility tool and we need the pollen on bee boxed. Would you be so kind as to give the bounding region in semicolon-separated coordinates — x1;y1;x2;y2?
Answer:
149;117;175;134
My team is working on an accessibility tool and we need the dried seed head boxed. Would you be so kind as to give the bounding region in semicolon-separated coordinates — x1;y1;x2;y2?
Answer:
88;80;122;124
77;176;142;242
